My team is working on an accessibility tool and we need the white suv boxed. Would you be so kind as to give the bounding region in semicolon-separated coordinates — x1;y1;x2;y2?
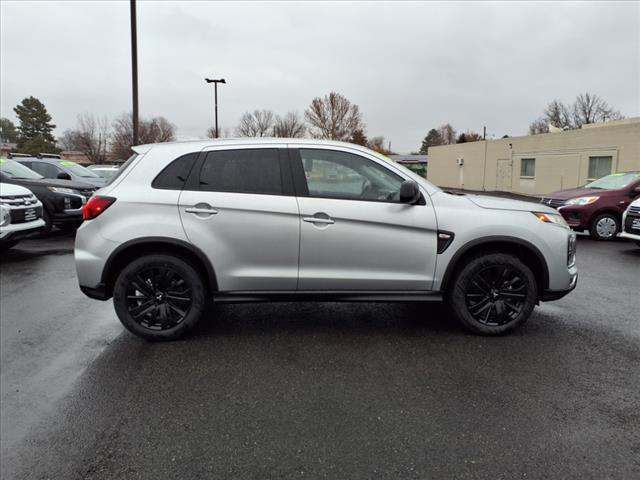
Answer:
75;139;577;340
1;183;45;250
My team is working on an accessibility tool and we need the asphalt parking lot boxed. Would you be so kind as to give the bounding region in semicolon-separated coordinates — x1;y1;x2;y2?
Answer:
1;233;639;479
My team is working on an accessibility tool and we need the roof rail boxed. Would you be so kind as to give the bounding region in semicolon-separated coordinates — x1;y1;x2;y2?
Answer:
7;152;32;158
39;153;61;159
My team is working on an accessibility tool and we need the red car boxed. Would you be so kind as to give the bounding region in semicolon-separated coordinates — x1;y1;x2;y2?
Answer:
541;172;640;240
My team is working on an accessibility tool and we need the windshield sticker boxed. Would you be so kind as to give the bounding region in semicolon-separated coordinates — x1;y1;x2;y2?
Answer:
60;161;77;166
0;158;6;164
610;173;626;176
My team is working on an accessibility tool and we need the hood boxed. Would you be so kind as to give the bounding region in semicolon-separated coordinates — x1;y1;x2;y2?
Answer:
7;177;96;190
0;182;35;196
78;177;108;187
544;187;602;200
466;194;553;213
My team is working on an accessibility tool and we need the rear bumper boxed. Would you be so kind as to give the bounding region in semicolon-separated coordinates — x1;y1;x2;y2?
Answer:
542;273;577;301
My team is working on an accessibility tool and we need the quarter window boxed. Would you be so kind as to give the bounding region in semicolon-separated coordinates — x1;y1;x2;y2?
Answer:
152;153;198;190
199;149;282;195
299;149;403;202
588;156;612;180
520;158;535;178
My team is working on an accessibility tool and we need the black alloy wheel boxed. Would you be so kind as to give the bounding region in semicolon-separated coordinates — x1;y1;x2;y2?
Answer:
113;254;207;341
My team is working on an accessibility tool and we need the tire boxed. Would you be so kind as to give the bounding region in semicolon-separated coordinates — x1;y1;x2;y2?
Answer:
589;213;619;241
58;221;83;231
636;241;640;248
113;254;207;341
447;253;537;335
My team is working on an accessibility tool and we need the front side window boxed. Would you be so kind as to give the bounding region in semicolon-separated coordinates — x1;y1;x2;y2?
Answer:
520;158;535;177
199;149;282;195
59;161;100;178
588;156;612;180
299;149;403;202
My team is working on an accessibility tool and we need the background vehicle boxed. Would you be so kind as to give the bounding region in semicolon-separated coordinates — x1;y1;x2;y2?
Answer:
620;198;640;247
0;158;96;233
87;165;119;179
15;157;107;188
0;182;45;250
75;139;577;341
541;172;640;240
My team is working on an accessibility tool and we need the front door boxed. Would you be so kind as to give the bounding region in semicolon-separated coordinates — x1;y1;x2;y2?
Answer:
179;146;300;291
292;147;438;291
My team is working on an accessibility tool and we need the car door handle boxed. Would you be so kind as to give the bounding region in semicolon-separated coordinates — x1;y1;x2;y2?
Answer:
185;207;218;215
303;216;334;225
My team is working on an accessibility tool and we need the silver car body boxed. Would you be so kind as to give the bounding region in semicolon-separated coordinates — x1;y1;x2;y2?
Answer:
620;198;640;241
75;139;577;300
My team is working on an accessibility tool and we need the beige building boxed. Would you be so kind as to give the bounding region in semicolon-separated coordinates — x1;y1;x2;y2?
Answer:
427;118;640;196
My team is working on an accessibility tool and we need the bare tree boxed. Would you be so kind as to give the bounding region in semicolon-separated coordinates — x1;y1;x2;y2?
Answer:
273;111;306;138
304;92;364;141
528;117;549;135
438;124;457;145
57;128;81;151
368;136;393;154
61;114;109;163
464;131;484;142
544;100;573;129
235;110;275;137
572;92;623;128
111;113;176;159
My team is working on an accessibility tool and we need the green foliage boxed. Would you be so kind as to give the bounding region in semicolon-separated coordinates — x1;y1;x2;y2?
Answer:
13;96;59;154
0;117;19;143
349;129;368;146
419;128;443;154
456;133;467;143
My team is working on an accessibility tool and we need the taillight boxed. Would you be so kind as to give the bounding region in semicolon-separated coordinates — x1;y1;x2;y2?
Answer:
83;196;116;220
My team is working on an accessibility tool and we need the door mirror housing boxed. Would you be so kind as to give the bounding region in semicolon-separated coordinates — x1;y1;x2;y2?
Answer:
399;180;421;204
57;171;72;180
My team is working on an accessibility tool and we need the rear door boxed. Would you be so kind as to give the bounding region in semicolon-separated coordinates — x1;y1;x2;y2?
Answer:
291;146;438;290
178;145;300;291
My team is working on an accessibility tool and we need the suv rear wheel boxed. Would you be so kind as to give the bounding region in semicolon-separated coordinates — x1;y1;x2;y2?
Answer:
113;254;207;341
448;253;537;335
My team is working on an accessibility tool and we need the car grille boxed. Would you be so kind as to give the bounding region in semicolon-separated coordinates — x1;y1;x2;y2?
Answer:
0;194;39;207
540;197;566;209
10;206;43;224
628;206;640;216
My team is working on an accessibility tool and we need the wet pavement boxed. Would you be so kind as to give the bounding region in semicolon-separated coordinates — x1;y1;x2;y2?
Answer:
1;233;639;479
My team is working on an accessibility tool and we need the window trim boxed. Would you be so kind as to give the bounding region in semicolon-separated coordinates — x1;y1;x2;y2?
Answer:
151;152;199;190
520;158;536;179
183;147;294;196
289;147;425;205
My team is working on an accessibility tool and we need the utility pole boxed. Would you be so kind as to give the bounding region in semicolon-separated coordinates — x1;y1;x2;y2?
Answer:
483;126;486;140
205;78;226;138
130;0;139;146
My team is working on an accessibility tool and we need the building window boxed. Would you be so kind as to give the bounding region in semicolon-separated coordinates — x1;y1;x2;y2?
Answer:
588;156;612;180
520;158;535;178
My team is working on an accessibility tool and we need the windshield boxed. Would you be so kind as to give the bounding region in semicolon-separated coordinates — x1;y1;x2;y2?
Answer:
585;172;640;190
0;158;44;179
93;168;118;179
59;161;101;178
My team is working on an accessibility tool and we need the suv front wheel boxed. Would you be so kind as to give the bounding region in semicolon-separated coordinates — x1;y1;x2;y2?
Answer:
113;254;207;341
447;253;537;335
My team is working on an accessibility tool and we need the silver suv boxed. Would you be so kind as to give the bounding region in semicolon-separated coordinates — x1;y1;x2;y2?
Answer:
75;139;577;340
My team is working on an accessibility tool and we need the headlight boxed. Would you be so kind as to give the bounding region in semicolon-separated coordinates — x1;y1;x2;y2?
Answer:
0;205;10;227
47;187;78;195
565;196;600;206
532;211;569;227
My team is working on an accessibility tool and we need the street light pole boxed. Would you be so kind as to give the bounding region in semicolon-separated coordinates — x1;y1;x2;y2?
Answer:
205;78;226;138
130;0;139;146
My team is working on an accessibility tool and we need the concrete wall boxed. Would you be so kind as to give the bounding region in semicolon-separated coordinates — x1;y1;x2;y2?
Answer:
427;118;640;196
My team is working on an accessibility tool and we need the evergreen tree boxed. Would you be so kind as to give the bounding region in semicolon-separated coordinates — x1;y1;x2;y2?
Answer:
349;129;368;146
13;96;59;154
0;117;19;143
419;128;443;154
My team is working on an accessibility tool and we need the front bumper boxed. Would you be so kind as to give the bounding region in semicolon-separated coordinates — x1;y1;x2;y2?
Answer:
557;205;590;230
0;218;46;242
542;272;578;301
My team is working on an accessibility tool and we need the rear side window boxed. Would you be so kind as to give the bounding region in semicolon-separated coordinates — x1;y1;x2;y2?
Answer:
29;162;62;179
152;153;198;190
198;149;282;195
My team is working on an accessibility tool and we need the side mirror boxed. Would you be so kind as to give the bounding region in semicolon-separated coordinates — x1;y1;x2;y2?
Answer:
400;180;421;204
631;185;640;197
57;171;72;180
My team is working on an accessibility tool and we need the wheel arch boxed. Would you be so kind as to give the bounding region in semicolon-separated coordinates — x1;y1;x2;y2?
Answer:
441;236;549;299
101;237;218;298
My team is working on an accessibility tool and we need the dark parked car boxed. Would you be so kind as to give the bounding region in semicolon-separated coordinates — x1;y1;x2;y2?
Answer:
0;158;97;233
541;172;640;240
15;157;107;188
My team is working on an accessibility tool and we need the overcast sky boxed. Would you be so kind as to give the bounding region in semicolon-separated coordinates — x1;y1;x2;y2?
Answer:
1;1;639;153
